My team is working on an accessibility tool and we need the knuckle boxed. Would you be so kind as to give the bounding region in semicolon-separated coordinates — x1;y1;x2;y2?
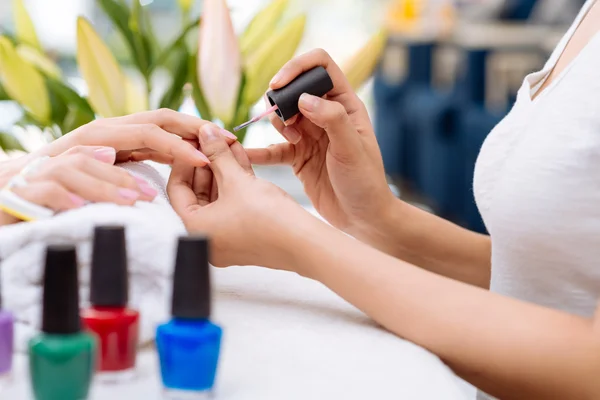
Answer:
155;108;174;120
39;181;64;197
329;103;348;122
69;153;91;168
313;48;331;61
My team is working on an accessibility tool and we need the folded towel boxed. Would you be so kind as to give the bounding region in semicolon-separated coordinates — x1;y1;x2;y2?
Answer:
0;161;185;351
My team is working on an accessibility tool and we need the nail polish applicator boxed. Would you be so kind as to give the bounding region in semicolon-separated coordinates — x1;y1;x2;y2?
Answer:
233;66;334;132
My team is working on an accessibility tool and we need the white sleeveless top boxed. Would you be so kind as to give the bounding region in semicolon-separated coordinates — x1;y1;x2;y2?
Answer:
474;1;600;397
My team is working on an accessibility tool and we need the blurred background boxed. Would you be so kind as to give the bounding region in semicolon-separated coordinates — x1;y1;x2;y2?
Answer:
0;0;587;231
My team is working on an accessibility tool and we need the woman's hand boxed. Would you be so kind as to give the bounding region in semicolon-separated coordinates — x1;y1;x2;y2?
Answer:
246;49;396;234
168;125;311;268
0;145;157;226
32;108;237;166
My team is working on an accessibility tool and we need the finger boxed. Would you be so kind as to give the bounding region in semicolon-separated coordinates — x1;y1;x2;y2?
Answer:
32;164;141;206
105;109;238;144
230;142;255;176
246;143;295;166
126;150;175;165
12;181;85;211
119;124;210;166
62;145;117;164
269;49;361;113
192;165;214;206
168;160;200;217
198;125;246;186
284;114;298;126
298;94;363;163
39;154;157;201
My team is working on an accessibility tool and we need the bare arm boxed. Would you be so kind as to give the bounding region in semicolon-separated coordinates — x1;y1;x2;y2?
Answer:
285;211;600;400
348;198;492;288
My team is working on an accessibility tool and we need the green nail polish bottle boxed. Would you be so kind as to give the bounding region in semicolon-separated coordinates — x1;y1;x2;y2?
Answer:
28;245;97;400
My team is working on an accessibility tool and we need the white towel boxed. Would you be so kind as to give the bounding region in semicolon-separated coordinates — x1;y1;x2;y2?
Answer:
0;161;185;351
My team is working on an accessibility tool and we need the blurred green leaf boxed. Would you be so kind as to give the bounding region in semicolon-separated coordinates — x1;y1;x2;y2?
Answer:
188;53;211;121
49;86;68;126
150;18;200;73
97;0;149;75
0;83;9;101
61;106;95;133
129;0;150;75
13;0;42;51
159;46;189;110
44;77;95;117
0;131;25;151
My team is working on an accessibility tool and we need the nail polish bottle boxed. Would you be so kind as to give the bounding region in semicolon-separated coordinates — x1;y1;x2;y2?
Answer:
82;226;139;382
28;245;96;400
156;236;223;398
0;264;14;380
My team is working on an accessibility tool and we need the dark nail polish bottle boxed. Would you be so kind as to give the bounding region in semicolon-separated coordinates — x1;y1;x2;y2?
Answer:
0;263;14;379
82;226;139;382
156;236;222;397
28;245;96;400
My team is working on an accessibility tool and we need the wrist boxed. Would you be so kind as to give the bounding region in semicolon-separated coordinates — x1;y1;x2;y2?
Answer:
346;195;407;249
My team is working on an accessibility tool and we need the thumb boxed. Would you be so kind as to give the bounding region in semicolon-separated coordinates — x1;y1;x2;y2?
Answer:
198;125;246;185
298;94;362;162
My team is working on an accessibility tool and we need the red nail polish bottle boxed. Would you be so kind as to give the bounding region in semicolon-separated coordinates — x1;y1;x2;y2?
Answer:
82;226;139;382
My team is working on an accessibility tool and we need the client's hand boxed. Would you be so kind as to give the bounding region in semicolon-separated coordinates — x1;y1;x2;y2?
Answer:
33;108;237;166
0;145;157;226
168;125;309;268
246;49;395;235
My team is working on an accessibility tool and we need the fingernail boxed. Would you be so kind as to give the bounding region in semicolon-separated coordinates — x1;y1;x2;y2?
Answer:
270;71;284;87
220;128;238;141
282;126;302;145
93;147;116;164
299;93;318;112
202;125;221;141
118;188;140;200
68;193;85;207
132;175;148;186
138;182;158;198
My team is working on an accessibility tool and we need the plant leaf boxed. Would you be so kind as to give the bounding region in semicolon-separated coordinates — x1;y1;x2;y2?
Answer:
129;0;150;75
0;131;25;151
0;36;51;124
16;44;62;79
0;82;9;101
124;75;148;114
76;17;126;118
342;29;388;90
150;18;200;73
12;0;42;51
159;46;189;111
188;53;212;121
243;14;306;106
48;85;68;126
240;0;288;58
177;0;194;15
44;77;95;117
61;106;95;134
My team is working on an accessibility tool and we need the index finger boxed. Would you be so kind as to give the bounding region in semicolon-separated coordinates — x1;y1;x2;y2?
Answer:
106;109;237;144
269;49;361;112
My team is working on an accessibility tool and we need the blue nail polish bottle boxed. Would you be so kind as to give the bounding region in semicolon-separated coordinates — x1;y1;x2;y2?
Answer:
156;236;222;398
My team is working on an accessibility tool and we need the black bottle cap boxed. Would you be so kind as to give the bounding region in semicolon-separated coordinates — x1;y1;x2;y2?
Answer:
171;236;211;320
266;66;334;122
90;226;128;307
42;245;81;334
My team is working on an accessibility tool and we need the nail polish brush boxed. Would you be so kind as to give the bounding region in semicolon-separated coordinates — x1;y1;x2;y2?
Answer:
233;66;334;132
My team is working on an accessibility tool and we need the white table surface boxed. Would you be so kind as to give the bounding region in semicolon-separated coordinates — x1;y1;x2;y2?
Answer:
3;265;468;400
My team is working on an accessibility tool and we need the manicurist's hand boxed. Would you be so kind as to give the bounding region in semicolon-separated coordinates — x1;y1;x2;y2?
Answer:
32;108;237;166
246;49;396;234
168;125;312;268
0;145;157;226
